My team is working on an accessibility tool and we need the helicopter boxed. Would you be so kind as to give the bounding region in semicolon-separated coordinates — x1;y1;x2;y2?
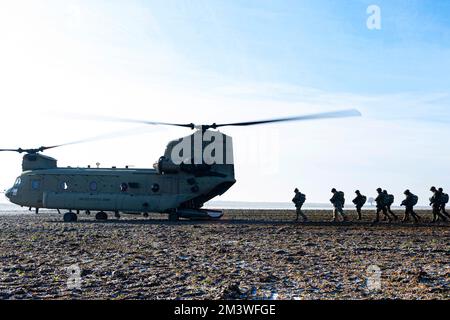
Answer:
2;109;361;222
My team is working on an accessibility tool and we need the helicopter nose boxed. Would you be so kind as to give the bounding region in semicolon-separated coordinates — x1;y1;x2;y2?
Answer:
5;188;12;199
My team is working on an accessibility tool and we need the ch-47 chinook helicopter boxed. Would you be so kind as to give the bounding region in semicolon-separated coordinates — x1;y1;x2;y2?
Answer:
2;109;360;222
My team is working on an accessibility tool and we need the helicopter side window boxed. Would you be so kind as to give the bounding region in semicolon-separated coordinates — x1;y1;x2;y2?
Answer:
31;180;41;190
89;181;98;192
151;183;160;193
61;182;69;191
120;183;128;192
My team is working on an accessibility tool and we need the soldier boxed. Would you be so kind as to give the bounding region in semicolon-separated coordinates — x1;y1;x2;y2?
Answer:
430;186;447;222
438;188;450;219
374;188;392;223
352;190;367;220
292;188;307;222
330;188;348;222
383;190;398;221
400;189;420;223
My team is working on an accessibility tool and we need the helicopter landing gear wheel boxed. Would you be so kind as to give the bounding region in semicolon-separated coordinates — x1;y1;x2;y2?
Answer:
95;211;108;221
168;212;179;222
63;212;78;222
143;212;149;218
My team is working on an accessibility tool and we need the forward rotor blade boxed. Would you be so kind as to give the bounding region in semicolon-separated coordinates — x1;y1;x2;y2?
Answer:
212;109;362;128
56;126;157;148
0;126;158;154
0;146;59;154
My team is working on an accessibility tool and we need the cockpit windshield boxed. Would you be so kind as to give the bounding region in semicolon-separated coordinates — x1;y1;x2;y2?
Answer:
14;177;22;186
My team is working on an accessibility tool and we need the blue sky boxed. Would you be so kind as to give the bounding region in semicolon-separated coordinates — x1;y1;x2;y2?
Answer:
0;0;449;205
140;0;450;93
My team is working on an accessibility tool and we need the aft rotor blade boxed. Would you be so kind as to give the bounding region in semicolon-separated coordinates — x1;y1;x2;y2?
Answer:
65;113;195;129
212;109;362;128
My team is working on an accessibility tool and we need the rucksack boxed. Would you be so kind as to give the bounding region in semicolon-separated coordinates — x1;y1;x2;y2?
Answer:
298;193;306;204
338;191;345;205
411;195;418;206
361;195;367;206
442;193;449;204
292;193;306;205
353;195;366;206
387;194;394;205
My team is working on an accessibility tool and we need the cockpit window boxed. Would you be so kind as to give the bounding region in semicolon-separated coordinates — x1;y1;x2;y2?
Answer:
14;177;22;186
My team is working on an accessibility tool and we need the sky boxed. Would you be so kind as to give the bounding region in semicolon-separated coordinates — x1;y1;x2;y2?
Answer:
0;0;449;205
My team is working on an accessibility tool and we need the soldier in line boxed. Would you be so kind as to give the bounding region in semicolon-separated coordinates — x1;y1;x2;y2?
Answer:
374;188;392;223
400;189;420;223
352;190;367;220
438;188;450;219
330;188;348;222
292;188;308;222
429;186;447;222
383;190;398;221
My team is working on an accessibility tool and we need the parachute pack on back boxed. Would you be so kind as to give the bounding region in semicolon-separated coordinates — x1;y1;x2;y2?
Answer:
411;194;419;206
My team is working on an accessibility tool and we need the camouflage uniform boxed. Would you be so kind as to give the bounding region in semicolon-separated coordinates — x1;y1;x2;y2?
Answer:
430;187;447;222
374;189;392;223
401;190;420;223
292;189;307;222
383;190;398;221
352;190;367;220
330;189;348;222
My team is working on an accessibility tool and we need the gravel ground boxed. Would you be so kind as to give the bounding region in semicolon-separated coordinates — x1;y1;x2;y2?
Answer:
0;209;448;300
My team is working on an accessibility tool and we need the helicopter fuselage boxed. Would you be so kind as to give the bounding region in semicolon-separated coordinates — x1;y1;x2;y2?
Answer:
4;130;236;220
6;166;235;216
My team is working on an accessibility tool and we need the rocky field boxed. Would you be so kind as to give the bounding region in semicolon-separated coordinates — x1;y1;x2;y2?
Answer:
0;209;448;300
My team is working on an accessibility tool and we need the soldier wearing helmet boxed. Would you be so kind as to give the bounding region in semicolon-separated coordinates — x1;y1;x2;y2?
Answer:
382;190;398;221
373;188;392;223
330;188;348;222
430;186;447;223
352;190;367;220
292;188;307;222
400;189;420;223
